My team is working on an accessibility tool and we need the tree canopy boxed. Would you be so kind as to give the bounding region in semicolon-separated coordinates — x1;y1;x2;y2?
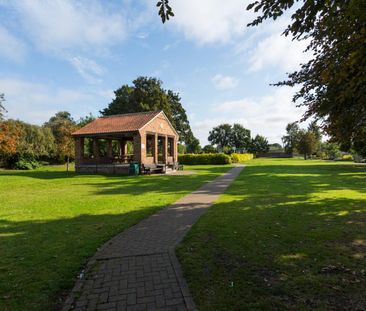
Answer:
0;93;6;120
248;135;270;154
100;76;199;150
247;0;366;155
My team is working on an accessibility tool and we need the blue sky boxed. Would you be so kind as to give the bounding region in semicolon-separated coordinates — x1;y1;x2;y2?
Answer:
0;0;310;145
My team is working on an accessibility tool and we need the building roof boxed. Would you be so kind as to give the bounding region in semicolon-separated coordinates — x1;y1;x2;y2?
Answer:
72;111;162;136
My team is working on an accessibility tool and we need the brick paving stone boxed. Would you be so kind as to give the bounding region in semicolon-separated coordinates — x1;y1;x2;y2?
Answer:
62;166;244;311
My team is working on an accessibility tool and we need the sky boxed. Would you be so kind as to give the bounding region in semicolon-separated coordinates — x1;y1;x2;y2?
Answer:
0;0;311;145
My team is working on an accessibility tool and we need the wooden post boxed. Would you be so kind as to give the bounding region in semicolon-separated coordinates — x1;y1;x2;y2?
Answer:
93;138;99;160
153;134;158;164
107;140;113;158
163;135;168;164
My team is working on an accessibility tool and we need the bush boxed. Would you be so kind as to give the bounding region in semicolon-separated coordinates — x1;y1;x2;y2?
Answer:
231;153;254;163
178;153;231;165
14;158;41;170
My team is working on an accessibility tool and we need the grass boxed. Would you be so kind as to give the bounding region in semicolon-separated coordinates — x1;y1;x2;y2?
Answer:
0;164;232;311
177;158;366;310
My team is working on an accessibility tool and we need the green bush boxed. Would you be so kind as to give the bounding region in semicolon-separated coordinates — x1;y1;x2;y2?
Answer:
14;157;41;170
231;153;254;163
178;153;231;165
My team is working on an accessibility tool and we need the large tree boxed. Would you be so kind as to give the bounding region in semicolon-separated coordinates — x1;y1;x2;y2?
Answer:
44;112;76;169
247;0;366;155
297;131;318;160
208;124;232;150
101;76;199;150
282;122;302;154
249;135;270;154
230;123;251;150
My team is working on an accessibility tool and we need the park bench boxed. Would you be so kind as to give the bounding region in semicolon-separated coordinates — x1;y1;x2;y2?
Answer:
141;164;165;175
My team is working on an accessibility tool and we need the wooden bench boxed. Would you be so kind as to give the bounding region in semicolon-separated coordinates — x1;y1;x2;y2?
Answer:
141;164;164;175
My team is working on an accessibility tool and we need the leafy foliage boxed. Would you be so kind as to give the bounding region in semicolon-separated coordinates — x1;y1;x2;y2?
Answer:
202;145;217;154
77;113;96;127
0;93;6;120
156;0;174;23
178;153;232;165
297;131;318;160
247;0;366;155
248;135;270;154
44;112;77;166
208;123;252;151
231;153;254;163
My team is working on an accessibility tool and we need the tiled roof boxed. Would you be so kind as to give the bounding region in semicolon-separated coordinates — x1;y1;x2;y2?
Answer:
72;111;162;136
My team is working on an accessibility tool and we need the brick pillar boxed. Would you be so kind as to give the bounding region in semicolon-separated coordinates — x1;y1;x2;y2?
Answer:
133;134;142;163
93;138;99;160
107;140;113;158
75;137;84;165
163;135;168;164
153;134;158;164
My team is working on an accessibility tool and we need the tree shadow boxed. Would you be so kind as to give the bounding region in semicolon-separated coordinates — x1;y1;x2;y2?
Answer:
177;162;366;310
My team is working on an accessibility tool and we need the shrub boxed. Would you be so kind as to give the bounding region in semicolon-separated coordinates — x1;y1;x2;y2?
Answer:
340;154;353;161
178;153;231;165
231;153;254;163
14;158;41;170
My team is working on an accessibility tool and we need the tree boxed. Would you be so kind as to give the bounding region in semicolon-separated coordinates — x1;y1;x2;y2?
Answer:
77;113;96;127
185;136;201;154
249;135;270;154
0;93;6;120
100;77;198;148
230;123;251;150
44;112;76;169
247;0;366;156
307;121;322;156
208;124;232;150
202;145;217;154
321;142;342;160
297;131;317;160
269;143;283;151
0;120;21;160
282;123;301;154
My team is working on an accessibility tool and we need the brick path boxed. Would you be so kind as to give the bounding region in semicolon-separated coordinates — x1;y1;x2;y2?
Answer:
62;166;244;311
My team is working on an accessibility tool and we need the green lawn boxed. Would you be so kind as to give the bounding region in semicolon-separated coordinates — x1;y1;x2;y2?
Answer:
0;164;231;311
177;158;366;310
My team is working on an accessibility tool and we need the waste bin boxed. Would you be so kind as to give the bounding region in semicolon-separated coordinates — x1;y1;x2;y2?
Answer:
129;163;140;175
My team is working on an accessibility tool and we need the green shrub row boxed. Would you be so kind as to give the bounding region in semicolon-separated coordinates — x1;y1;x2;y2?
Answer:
178;153;232;165
231;153;254;163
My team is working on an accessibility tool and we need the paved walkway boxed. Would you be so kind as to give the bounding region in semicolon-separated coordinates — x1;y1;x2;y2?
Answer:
62;166;244;311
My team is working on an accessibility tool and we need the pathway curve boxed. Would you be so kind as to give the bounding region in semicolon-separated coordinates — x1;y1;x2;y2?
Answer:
62;166;244;311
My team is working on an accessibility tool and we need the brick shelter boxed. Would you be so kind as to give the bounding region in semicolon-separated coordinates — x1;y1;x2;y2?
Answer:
72;111;179;174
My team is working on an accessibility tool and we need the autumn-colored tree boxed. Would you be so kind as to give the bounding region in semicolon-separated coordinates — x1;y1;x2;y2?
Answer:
0;121;21;159
44;112;77;170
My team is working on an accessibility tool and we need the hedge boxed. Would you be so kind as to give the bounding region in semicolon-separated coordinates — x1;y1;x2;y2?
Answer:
178;153;232;165
231;153;254;163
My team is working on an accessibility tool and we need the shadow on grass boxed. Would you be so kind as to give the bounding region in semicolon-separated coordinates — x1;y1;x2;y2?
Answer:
0;207;164;311
177;162;366;311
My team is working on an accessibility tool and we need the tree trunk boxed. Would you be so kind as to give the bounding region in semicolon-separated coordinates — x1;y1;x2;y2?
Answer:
304;153;307;160
66;156;69;172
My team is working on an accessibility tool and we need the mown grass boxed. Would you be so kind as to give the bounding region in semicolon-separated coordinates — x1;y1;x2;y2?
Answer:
0;164;232;311
177;158;366;310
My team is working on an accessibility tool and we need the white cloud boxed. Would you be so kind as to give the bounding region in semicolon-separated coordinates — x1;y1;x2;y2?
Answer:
247;32;310;72
68;56;106;84
211;74;239;90
13;0;128;52
170;0;255;44
0;78;109;124
0;26;26;62
192;87;307;145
